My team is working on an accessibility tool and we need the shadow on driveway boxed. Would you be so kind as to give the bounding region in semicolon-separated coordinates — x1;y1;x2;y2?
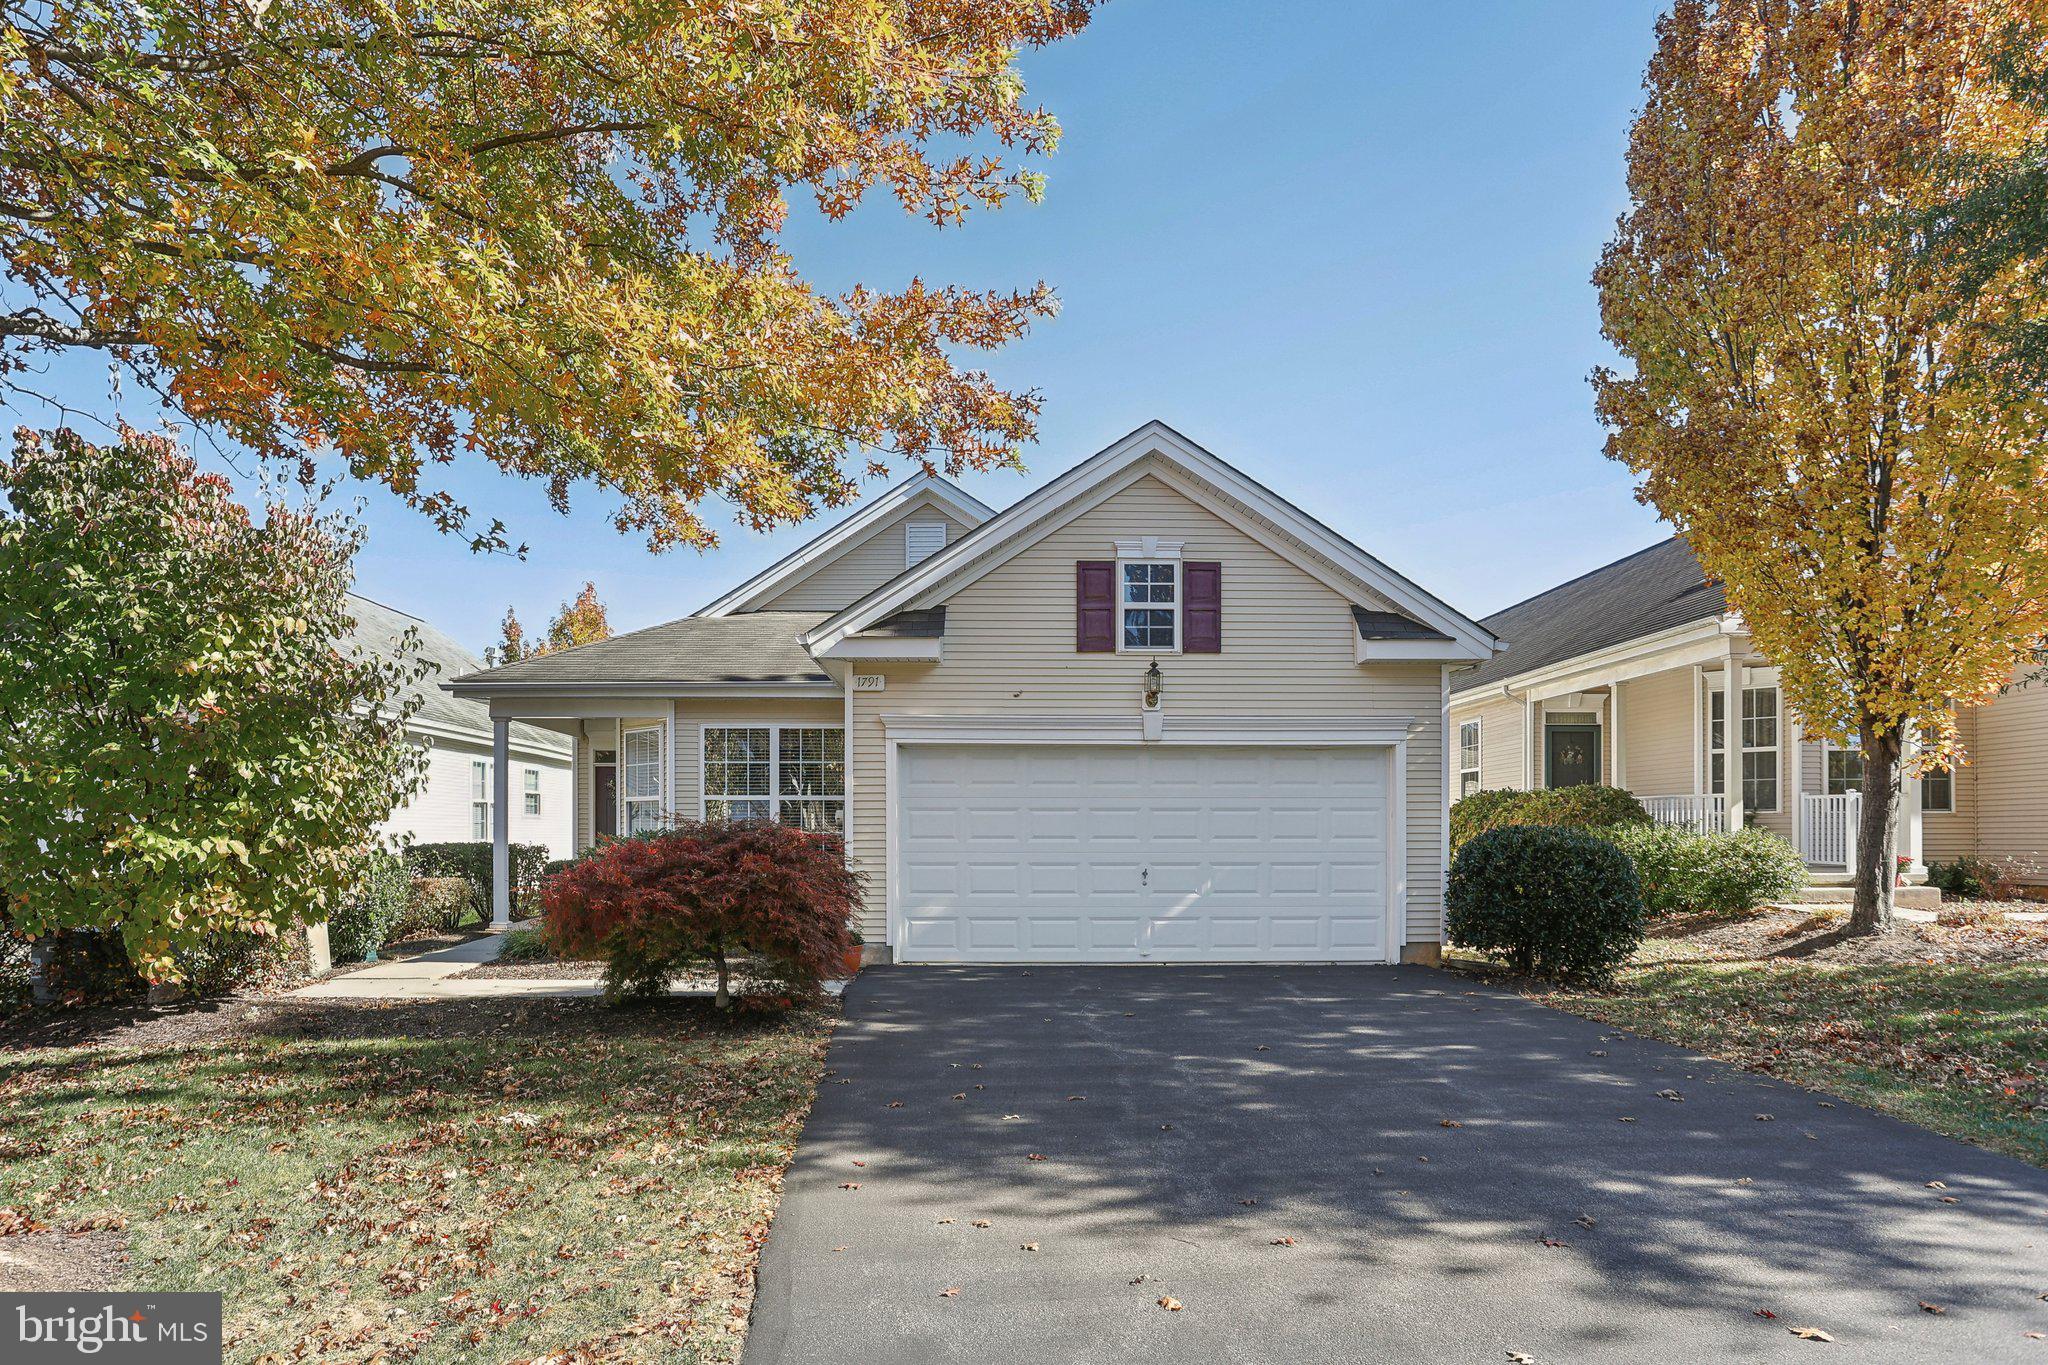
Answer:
745;965;2048;1364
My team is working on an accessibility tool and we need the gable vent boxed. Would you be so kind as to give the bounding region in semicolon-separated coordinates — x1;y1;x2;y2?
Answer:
905;520;947;568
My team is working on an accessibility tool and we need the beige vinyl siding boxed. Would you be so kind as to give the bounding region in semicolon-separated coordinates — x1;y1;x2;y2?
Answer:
1964;673;2048;879
850;473;1450;948
1450;694;1527;792
757;503;976;612
1614;669;1693;799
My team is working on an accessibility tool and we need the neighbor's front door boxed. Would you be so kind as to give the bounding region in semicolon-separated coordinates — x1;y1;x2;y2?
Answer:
1545;725;1601;788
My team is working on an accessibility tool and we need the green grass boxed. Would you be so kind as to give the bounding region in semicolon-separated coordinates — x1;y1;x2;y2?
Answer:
1451;926;2048;1166
0;1000;833;1362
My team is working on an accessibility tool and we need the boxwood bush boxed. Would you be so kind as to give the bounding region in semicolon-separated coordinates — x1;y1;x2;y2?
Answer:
328;848;411;962
1448;826;1646;981
1450;785;1650;853
402;841;550;921
1603;823;1804;916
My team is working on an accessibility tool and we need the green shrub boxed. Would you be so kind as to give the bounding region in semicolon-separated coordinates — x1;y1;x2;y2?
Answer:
389;876;474;941
1604;823;1804;916
169;931;299;997
496;925;554;963
1448;826;1646;981
1927;856;1993;901
403;842;550;921
327;848;410;962
1450;785;1650;854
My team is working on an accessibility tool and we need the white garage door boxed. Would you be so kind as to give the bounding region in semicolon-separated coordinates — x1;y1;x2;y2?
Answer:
895;744;1393;963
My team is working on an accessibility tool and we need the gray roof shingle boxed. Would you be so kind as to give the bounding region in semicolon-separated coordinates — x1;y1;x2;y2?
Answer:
855;607;947;639
1458;536;1724;691
448;610;832;687
1351;607;1451;641
344;595;568;752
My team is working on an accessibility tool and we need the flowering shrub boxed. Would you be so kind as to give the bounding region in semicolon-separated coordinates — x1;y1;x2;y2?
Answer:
542;820;862;1007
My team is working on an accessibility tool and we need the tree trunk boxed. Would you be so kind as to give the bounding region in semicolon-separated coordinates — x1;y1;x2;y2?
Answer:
712;947;731;1010
1848;725;1903;935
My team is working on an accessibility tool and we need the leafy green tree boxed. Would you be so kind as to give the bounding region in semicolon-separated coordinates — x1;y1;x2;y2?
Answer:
0;428;426;978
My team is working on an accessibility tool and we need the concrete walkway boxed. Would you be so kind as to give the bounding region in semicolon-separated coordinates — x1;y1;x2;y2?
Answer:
292;931;846;1001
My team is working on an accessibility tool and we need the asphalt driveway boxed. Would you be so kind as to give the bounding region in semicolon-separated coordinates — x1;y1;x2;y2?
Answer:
745;966;2048;1363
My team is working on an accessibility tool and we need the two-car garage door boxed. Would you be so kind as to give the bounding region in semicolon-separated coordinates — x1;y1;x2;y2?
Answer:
896;744;1394;963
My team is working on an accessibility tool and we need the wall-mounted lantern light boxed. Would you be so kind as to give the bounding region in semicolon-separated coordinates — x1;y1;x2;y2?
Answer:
1143;658;1164;709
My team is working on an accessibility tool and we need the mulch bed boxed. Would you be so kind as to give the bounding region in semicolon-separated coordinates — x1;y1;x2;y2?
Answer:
455;960;608;981
1659;904;2048;966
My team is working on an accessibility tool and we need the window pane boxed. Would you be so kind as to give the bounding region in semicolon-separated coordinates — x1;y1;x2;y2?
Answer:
472;805;489;840
472;761;488;799
1742;750;1777;811
779;728;846;797
1459;722;1480;770
625;799;663;835
1460;772;1481;799
704;727;770;797
1742;687;1777;749
1826;749;1864;795
1710;752;1725;794
706;798;771;823
780;799;845;834
1922;767;1953;812
524;768;539;793
1123;609;1175;649
1121;562;1176;603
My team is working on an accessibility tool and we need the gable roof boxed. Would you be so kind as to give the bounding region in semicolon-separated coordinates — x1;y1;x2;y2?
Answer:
1455;536;1726;691
694;473;995;617
447;611;832;691
345;595;568;753
804;421;1501;660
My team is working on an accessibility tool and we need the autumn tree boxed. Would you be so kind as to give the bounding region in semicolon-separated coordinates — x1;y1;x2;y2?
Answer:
543;582;611;653
485;608;529;669
1594;0;2048;932
0;428;425;978
0;0;1095;552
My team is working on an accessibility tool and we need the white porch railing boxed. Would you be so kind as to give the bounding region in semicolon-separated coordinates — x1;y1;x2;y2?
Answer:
1800;792;1860;869
1642;794;1727;834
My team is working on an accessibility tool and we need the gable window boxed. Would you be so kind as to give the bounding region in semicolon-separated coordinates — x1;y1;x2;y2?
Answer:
704;725;845;833
905;519;947;568
471;760;492;840
1458;720;1482;799
621;726;665;834
523;767;541;816
1120;562;1179;652
1741;686;1779;812
1921;763;1954;813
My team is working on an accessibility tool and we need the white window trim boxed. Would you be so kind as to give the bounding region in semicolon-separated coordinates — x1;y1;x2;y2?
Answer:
1740;684;1780;813
1821;735;1864;797
700;723;847;831
471;759;492;841
1113;539;1186;656
522;766;541;817
1458;717;1482;798
1921;763;1955;813
1707;688;1726;796
620;724;665;834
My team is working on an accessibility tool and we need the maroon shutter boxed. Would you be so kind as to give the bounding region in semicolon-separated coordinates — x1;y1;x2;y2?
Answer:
1076;560;1115;652
1184;561;1222;653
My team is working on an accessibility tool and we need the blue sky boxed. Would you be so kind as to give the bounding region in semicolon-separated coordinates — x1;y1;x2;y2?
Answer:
23;0;1673;655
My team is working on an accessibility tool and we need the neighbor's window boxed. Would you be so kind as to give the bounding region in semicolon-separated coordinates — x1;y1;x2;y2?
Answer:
523;767;541;816
1120;561;1178;651
1741;686;1779;812
471;760;491;840
1922;763;1954;813
1458;720;1482;799
1826;745;1864;796
621;727;664;834
704;726;845;832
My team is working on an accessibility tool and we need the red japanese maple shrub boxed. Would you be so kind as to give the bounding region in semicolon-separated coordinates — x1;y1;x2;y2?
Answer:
542;820;862;1007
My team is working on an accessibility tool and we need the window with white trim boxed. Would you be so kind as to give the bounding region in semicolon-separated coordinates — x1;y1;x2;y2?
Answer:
1921;763;1954;812
703;725;845;832
1458;720;1482;799
523;767;541;816
1826;742;1863;795
1119;561;1178;652
621;727;665;834
1740;685;1779;812
471;760;492;840
905;519;947;567
1708;689;1725;795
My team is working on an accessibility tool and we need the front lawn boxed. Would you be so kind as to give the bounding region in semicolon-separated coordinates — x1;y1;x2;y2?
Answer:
1450;905;2048;1167
0;997;833;1362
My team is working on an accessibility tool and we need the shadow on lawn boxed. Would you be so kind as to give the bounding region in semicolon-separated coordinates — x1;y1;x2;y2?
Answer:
750;965;2048;1363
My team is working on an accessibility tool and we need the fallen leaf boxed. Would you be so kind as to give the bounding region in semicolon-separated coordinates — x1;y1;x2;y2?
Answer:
1239;1198;1259;1206
1817;1101;1834;1108
951;1093;966;1101
1940;1196;1959;1204
1026;1153;1048;1162
1129;1275;1148;1285
1926;1181;1947;1190
1618;1117;1637;1123
1755;1114;1776;1122
1788;1326;1834;1342
1021;1242;1039;1251
1754;1309;1778;1319
1919;1301;1945;1315
1657;1089;1684;1102
1067;1095;1086;1102
1575;1215;1597;1230
851;1160;866;1167
838;1183;860;1190
1160;1123;1174;1130
1440;1120;1464;1129
939;1287;960;1298
1271;1236;1297;1246
831;1245;847;1252
1590;1049;1608;1057
971;1220;991;1228
1507;1354;1536;1364
937;1218;955;1225
1158;1296;1182;1311
1255;1045;1270;1052
1539;1237;1571;1248
887;1101;904;1109
1003;1114;1023;1120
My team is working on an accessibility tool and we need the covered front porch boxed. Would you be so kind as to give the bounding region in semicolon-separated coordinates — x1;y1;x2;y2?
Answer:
1461;615;1925;879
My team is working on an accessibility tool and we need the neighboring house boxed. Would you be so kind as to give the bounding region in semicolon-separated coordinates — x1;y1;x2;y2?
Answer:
450;422;1499;962
1446;536;2048;884
346;595;573;860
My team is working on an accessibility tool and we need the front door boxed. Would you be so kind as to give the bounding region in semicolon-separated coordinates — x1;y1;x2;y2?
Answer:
1545;725;1601;788
594;755;618;838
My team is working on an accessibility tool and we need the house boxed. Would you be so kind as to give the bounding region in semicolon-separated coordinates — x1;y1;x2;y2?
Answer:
1446;536;2048;888
346;595;573;860
448;422;1500;962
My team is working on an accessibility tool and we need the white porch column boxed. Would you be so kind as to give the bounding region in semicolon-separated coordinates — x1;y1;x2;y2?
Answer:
1611;682;1626;789
491;717;512;929
1901;725;1926;881
1788;706;1805;861
1722;648;1746;832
